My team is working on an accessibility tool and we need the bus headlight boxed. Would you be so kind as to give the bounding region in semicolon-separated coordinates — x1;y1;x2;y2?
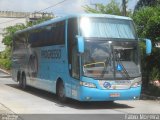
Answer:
80;81;96;88
131;81;142;88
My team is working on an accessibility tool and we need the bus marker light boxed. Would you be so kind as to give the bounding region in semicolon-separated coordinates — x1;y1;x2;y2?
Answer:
117;64;122;71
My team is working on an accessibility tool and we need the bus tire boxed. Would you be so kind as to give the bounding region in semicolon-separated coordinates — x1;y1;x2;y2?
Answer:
18;73;23;88
17;72;21;82
57;81;67;102
21;74;26;89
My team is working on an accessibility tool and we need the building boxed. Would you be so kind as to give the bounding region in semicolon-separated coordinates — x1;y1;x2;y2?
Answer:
0;11;54;51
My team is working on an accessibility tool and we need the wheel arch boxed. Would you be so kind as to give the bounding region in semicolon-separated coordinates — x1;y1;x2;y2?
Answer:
56;77;63;94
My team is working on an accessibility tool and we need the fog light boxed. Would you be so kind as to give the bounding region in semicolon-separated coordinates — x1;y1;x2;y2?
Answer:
85;97;91;100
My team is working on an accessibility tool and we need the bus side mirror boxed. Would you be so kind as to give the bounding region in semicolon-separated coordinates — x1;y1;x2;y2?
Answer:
77;36;84;53
145;39;152;55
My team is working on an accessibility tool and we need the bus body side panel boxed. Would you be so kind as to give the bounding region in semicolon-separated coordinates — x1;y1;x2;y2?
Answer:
25;45;72;97
12;35;28;82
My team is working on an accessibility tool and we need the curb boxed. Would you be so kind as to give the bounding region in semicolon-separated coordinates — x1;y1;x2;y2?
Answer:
0;103;22;120
0;68;11;75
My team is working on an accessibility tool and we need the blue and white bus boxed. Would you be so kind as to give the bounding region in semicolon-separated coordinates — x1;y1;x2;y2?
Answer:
12;14;152;102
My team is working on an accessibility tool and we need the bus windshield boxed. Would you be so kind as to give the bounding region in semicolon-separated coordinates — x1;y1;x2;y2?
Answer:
80;17;136;39
82;41;141;80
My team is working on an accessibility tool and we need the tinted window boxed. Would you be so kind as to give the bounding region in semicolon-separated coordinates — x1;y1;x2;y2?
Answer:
28;21;65;47
67;18;79;78
80;17;136;39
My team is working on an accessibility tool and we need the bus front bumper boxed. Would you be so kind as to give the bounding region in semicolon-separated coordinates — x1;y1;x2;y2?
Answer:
78;86;141;101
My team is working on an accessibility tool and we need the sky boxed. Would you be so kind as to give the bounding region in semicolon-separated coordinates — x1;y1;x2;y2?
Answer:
0;0;139;16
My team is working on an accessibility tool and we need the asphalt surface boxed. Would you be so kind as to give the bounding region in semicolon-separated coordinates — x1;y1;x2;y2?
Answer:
0;71;159;120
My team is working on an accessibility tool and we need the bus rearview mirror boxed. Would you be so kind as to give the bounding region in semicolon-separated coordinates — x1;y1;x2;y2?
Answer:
145;39;152;55
77;36;84;53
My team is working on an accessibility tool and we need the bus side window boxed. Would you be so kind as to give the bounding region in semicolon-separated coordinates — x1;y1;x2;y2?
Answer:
68;18;79;79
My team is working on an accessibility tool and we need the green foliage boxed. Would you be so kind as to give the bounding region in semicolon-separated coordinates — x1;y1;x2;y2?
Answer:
0;47;11;59
133;5;160;88
150;67;160;81
0;47;11;70
83;0;121;15
135;0;160;10
133;3;160;86
26;16;52;27
0;59;11;70
133;6;160;45
2;24;26;47
83;0;132;17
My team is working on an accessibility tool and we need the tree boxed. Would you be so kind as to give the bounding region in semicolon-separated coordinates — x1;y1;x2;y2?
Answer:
26;16;52;27
2;24;26;47
133;5;160;89
135;0;160;11
83;0;132;17
133;6;160;45
83;0;121;15
0;24;26;70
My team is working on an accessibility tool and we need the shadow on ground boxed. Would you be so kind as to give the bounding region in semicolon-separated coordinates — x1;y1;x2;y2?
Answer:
6;84;134;110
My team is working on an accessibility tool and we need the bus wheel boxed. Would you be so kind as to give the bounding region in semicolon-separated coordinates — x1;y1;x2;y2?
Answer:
18;74;23;88
57;81;67;102
22;74;26;89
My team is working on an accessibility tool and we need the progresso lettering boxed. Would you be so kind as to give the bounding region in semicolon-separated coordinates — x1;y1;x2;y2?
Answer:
41;49;61;59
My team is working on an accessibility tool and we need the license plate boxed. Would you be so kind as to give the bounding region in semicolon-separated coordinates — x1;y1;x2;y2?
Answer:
110;93;120;97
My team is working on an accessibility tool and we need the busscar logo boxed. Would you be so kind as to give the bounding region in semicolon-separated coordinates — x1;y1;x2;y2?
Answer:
103;82;111;89
41;49;61;59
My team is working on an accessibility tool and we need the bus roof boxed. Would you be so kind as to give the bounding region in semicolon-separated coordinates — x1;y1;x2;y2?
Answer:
15;14;133;34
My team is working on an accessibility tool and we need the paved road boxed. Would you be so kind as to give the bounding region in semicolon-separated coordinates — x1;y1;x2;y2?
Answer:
0;71;159;119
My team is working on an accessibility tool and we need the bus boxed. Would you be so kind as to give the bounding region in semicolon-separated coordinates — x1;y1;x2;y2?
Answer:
12;14;152;102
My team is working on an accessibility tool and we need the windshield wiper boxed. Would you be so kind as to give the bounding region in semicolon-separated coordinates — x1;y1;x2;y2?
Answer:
115;51;131;80
100;57;111;78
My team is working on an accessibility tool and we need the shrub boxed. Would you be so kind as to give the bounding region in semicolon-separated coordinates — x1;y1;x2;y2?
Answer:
0;59;11;70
